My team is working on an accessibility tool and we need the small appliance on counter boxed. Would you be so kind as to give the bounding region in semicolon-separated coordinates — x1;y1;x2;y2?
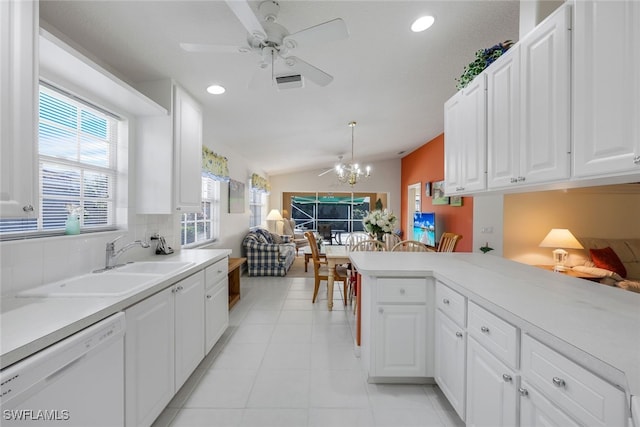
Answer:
151;234;174;255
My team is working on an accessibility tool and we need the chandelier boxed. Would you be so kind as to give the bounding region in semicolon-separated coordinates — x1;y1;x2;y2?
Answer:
335;121;371;186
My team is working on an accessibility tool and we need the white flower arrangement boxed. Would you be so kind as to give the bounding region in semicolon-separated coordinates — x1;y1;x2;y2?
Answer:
362;209;398;236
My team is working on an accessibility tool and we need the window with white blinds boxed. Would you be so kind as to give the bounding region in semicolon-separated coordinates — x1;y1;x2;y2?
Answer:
0;84;118;235
181;177;220;246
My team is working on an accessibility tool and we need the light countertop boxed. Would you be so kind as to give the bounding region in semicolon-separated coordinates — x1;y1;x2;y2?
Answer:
349;252;640;398
0;249;231;370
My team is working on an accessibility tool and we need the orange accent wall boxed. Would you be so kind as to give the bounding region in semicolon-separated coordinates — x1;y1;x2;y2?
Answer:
400;133;473;252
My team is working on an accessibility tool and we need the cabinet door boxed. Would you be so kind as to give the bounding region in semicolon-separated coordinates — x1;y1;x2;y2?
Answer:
374;305;426;377
173;85;203;213
520;381;581;427
487;46;521;189
444;92;464;195
466;337;517;427
519;4;571;185
434;310;466;421
0;0;38;218
459;74;487;193
573;0;640;177
205;278;229;354
125;287;175;427
444;75;487;195
174;271;205;389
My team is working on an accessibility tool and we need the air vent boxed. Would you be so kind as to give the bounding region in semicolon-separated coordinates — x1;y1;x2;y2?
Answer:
275;74;303;90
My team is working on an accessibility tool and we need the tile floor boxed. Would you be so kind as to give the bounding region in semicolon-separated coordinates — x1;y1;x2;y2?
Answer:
152;273;465;427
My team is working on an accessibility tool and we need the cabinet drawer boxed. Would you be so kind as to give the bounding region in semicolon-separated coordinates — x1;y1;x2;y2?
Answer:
205;258;228;290
377;278;427;303
436;282;466;327
468;302;518;369
521;334;626;427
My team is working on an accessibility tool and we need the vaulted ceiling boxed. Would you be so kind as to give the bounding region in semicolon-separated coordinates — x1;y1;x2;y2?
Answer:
40;1;520;176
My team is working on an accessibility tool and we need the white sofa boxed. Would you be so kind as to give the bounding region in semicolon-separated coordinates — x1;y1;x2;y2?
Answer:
574;237;640;293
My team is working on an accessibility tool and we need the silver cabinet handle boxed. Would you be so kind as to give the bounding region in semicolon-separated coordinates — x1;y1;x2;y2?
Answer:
502;374;512;382
399;288;405;295
455;332;463;338
634;155;640;164
517;176;526;182
442;298;450;305
519;387;529;397
552;377;566;387
206;294;212;299
480;326;490;333
510;177;518;183
23;204;34;212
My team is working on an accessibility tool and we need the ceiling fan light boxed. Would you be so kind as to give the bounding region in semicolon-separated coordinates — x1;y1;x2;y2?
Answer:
411;15;435;32
206;84;226;95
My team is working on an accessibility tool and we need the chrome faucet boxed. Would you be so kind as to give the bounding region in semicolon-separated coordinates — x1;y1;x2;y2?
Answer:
104;235;150;270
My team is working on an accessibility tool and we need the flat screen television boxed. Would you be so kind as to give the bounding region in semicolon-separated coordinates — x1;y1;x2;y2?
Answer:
413;212;437;247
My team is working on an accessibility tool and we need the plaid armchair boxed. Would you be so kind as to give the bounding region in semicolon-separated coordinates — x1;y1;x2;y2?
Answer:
242;228;296;276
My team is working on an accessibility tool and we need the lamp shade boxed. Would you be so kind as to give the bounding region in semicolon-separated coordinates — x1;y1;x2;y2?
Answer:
539;229;583;249
266;209;283;221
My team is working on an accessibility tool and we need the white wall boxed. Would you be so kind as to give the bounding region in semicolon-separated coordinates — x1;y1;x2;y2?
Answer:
269;158;402;216
472;193;504;256
197;118;268;257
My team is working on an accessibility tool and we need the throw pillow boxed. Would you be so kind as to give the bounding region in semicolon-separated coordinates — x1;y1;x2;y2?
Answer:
270;233;283;244
589;247;627;278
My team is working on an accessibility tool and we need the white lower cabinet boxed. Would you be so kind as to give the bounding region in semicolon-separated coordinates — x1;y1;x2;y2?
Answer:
466;336;517;427
434;310;466;420
374;304;427;378
519;380;581;427
205;260;229;353
174;271;205;390
125;271;205;426
363;277;433;380
125;287;175;427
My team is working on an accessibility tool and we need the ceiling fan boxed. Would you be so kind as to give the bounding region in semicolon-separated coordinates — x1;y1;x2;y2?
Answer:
180;0;349;88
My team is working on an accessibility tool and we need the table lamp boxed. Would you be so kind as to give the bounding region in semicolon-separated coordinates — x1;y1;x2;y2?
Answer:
539;228;584;272
266;209;283;234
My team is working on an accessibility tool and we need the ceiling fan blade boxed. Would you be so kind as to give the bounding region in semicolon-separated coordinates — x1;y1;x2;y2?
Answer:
283;18;348;49
180;43;249;54
318;167;336;177
225;0;266;41
283;56;333;87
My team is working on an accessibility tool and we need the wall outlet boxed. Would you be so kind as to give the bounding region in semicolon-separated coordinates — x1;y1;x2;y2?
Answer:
480;227;494;234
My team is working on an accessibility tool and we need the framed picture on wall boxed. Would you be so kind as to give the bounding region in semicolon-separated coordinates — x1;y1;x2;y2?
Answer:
432;180;449;205
450;196;463;207
425;181;432;197
228;179;245;213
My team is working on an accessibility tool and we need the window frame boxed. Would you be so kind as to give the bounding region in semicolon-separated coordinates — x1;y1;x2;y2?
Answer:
180;176;220;248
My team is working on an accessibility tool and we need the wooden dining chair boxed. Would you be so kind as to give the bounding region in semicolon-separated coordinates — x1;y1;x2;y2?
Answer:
435;232;463;252
351;239;386;252
383;233;402;251
391;240;430;252
304;232;349;304
344;232;369;250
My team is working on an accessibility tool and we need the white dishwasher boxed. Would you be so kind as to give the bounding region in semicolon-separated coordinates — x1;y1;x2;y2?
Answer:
1;312;125;426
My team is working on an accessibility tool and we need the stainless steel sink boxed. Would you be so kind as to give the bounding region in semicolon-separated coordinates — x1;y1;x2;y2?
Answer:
115;261;194;275
18;272;160;298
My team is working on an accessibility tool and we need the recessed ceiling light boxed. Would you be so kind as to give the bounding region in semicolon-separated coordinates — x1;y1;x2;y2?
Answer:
411;15;435;32
206;84;226;95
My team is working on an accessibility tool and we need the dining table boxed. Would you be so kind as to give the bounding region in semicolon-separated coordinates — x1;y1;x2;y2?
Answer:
324;245;351;311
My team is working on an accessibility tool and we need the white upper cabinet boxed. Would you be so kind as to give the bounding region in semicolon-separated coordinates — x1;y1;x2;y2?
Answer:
136;81;203;214
444;74;487;196
0;0;38;218
573;0;640;178
487;45;521;189
487;4;571;190
519;4;571;185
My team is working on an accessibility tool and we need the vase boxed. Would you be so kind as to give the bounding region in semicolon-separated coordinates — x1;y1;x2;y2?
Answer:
375;232;385;242
65;215;80;235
